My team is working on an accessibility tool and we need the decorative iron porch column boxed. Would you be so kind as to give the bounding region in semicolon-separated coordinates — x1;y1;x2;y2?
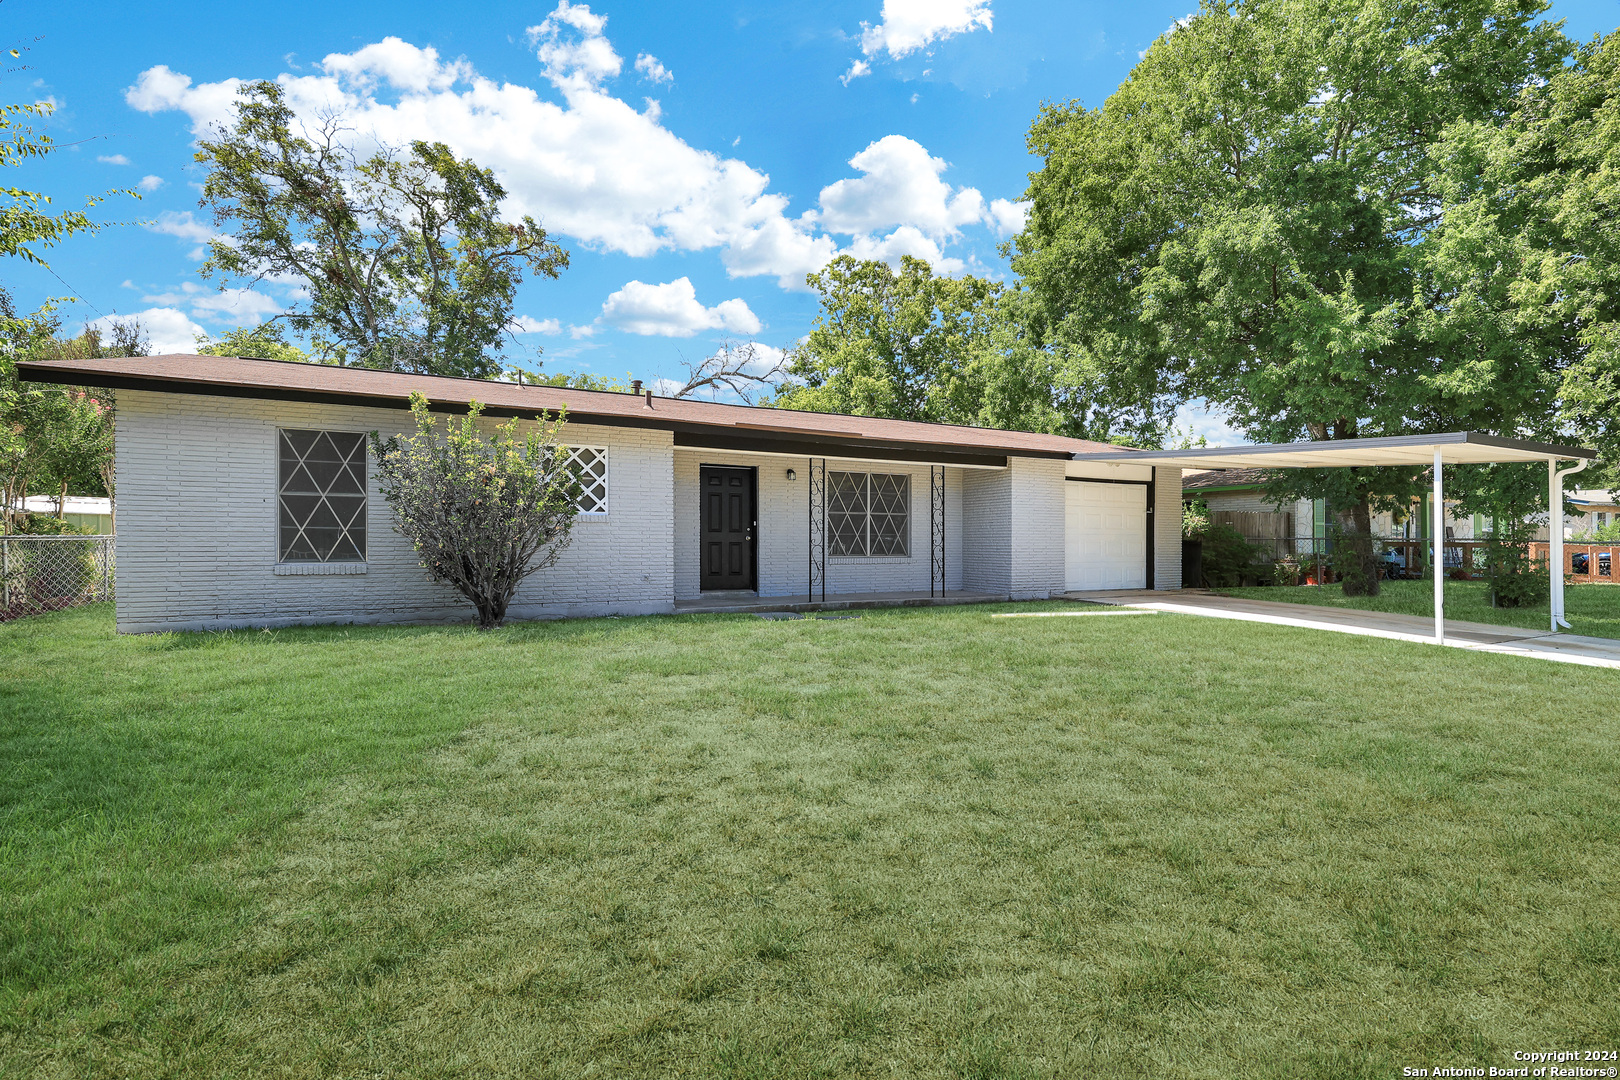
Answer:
930;465;945;597
808;457;826;602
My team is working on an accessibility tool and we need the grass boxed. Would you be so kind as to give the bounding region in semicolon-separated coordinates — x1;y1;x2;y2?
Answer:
2;601;1618;1078
1215;579;1620;639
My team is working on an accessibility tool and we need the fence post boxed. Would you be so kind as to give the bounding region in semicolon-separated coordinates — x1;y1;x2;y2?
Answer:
2;536;8;611
101;537;110;598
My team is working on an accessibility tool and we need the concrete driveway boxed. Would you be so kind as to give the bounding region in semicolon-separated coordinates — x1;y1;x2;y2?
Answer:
1066;589;1620;671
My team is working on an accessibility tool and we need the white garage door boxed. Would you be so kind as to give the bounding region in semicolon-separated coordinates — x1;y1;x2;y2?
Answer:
1065;482;1147;591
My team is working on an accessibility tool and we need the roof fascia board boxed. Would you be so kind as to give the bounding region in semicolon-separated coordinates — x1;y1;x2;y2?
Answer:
672;429;1011;468
27;365;1034;465
1072;430;1598;465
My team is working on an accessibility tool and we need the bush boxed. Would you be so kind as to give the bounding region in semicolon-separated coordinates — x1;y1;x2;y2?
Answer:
13;513;94;535
370;391;580;630
1483;538;1550;608
1199;524;1265;587
1271;559;1301;587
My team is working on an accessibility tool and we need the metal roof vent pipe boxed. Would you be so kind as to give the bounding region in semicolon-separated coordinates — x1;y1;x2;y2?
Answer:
630;379;643;394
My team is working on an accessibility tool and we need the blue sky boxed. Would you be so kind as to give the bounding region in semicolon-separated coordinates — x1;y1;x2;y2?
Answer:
8;0;1619;441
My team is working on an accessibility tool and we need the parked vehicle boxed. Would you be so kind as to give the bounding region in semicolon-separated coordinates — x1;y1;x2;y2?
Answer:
1571;551;1611;577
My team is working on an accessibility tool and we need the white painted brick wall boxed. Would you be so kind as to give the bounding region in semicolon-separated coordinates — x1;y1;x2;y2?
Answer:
114;391;674;632
1009;456;1067;599
960;468;1012;594
672;450;965;599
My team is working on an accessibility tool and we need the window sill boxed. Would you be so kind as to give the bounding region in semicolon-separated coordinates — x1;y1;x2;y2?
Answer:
274;562;368;576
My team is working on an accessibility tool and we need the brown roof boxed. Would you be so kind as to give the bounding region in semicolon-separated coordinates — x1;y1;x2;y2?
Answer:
18;354;1123;464
1181;467;1278;491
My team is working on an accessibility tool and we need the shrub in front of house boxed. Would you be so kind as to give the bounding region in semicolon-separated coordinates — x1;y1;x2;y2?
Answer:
371;391;580;630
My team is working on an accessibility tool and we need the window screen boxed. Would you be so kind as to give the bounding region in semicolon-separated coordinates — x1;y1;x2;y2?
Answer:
563;446;609;515
278;430;367;562
827;472;909;556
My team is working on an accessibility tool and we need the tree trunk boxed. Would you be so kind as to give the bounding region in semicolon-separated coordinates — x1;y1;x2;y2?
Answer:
475;592;509;630
1335;499;1381;597
57;478;67;519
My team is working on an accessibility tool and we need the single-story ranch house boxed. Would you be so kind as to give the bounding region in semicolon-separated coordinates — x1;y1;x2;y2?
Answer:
19;355;1183;633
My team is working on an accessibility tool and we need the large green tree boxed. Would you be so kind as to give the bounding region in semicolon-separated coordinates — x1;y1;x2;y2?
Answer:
774;255;1002;422
196;82;569;380
1012;0;1575;592
773;255;1162;442
1494;31;1620;477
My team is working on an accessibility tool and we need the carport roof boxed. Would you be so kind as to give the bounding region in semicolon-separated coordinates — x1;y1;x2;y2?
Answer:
1070;431;1597;470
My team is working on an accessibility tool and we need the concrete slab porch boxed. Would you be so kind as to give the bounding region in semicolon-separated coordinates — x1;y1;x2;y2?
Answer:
1064;589;1620;670
675;589;1005;616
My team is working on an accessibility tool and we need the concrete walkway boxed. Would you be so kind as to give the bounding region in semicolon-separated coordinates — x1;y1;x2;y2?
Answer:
1065;589;1620;671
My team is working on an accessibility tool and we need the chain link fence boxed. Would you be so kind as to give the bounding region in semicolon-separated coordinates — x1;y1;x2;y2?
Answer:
0;534;115;621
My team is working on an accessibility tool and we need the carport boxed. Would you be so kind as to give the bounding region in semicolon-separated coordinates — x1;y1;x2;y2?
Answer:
1071;432;1599;644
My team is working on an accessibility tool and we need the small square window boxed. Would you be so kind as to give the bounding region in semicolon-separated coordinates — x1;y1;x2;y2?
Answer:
563;446;609;515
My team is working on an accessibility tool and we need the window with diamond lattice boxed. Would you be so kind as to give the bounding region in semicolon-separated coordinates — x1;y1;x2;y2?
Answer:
828;471;909;556
278;430;367;562
563;446;609;515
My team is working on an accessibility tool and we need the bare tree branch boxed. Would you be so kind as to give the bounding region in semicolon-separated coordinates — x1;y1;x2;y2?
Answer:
670;340;789;404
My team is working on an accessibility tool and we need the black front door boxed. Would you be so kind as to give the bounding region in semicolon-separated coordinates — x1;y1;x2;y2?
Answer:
700;466;756;590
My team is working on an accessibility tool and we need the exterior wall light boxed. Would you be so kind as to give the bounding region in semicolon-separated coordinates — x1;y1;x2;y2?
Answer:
786;468;797;481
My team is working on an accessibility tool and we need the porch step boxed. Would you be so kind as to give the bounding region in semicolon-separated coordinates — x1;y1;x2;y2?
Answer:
674;590;1007;616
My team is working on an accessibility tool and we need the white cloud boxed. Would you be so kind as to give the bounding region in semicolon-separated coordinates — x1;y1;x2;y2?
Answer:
600;277;761;337
527;1;621;91
125;23;833;288
728;341;785;375
123;16;1021;290
1173;400;1247;446
146;209;215;244
97;153;130;165
634;53;672;84
138;280;283;326
137;174;165;192
856;0;993;61
988;197;1028;237
319;38;472;93
125;65;243;132
841;60;871;85
510;315;562;334
87;307;207;354
843;226;966;274
816;135;987;240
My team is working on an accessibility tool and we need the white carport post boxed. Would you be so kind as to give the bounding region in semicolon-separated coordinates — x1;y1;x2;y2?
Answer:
1433;448;1444;644
1550;456;1591;632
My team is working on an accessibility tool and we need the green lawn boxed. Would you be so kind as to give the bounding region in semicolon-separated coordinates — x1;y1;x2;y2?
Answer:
2;602;1618;1079
1215;579;1620;639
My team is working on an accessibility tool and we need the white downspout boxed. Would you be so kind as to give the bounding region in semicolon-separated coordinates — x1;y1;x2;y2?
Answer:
1550;457;1590;631
1434;449;1444;645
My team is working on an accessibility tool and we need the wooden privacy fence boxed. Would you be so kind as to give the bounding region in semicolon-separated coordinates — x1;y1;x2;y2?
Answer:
1212;510;1294;540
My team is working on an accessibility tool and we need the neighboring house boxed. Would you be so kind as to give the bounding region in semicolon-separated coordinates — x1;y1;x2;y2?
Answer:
1558;489;1620;539
1183;468;1492;548
1182;469;1315;550
18;355;1183;632
11;495;114;534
